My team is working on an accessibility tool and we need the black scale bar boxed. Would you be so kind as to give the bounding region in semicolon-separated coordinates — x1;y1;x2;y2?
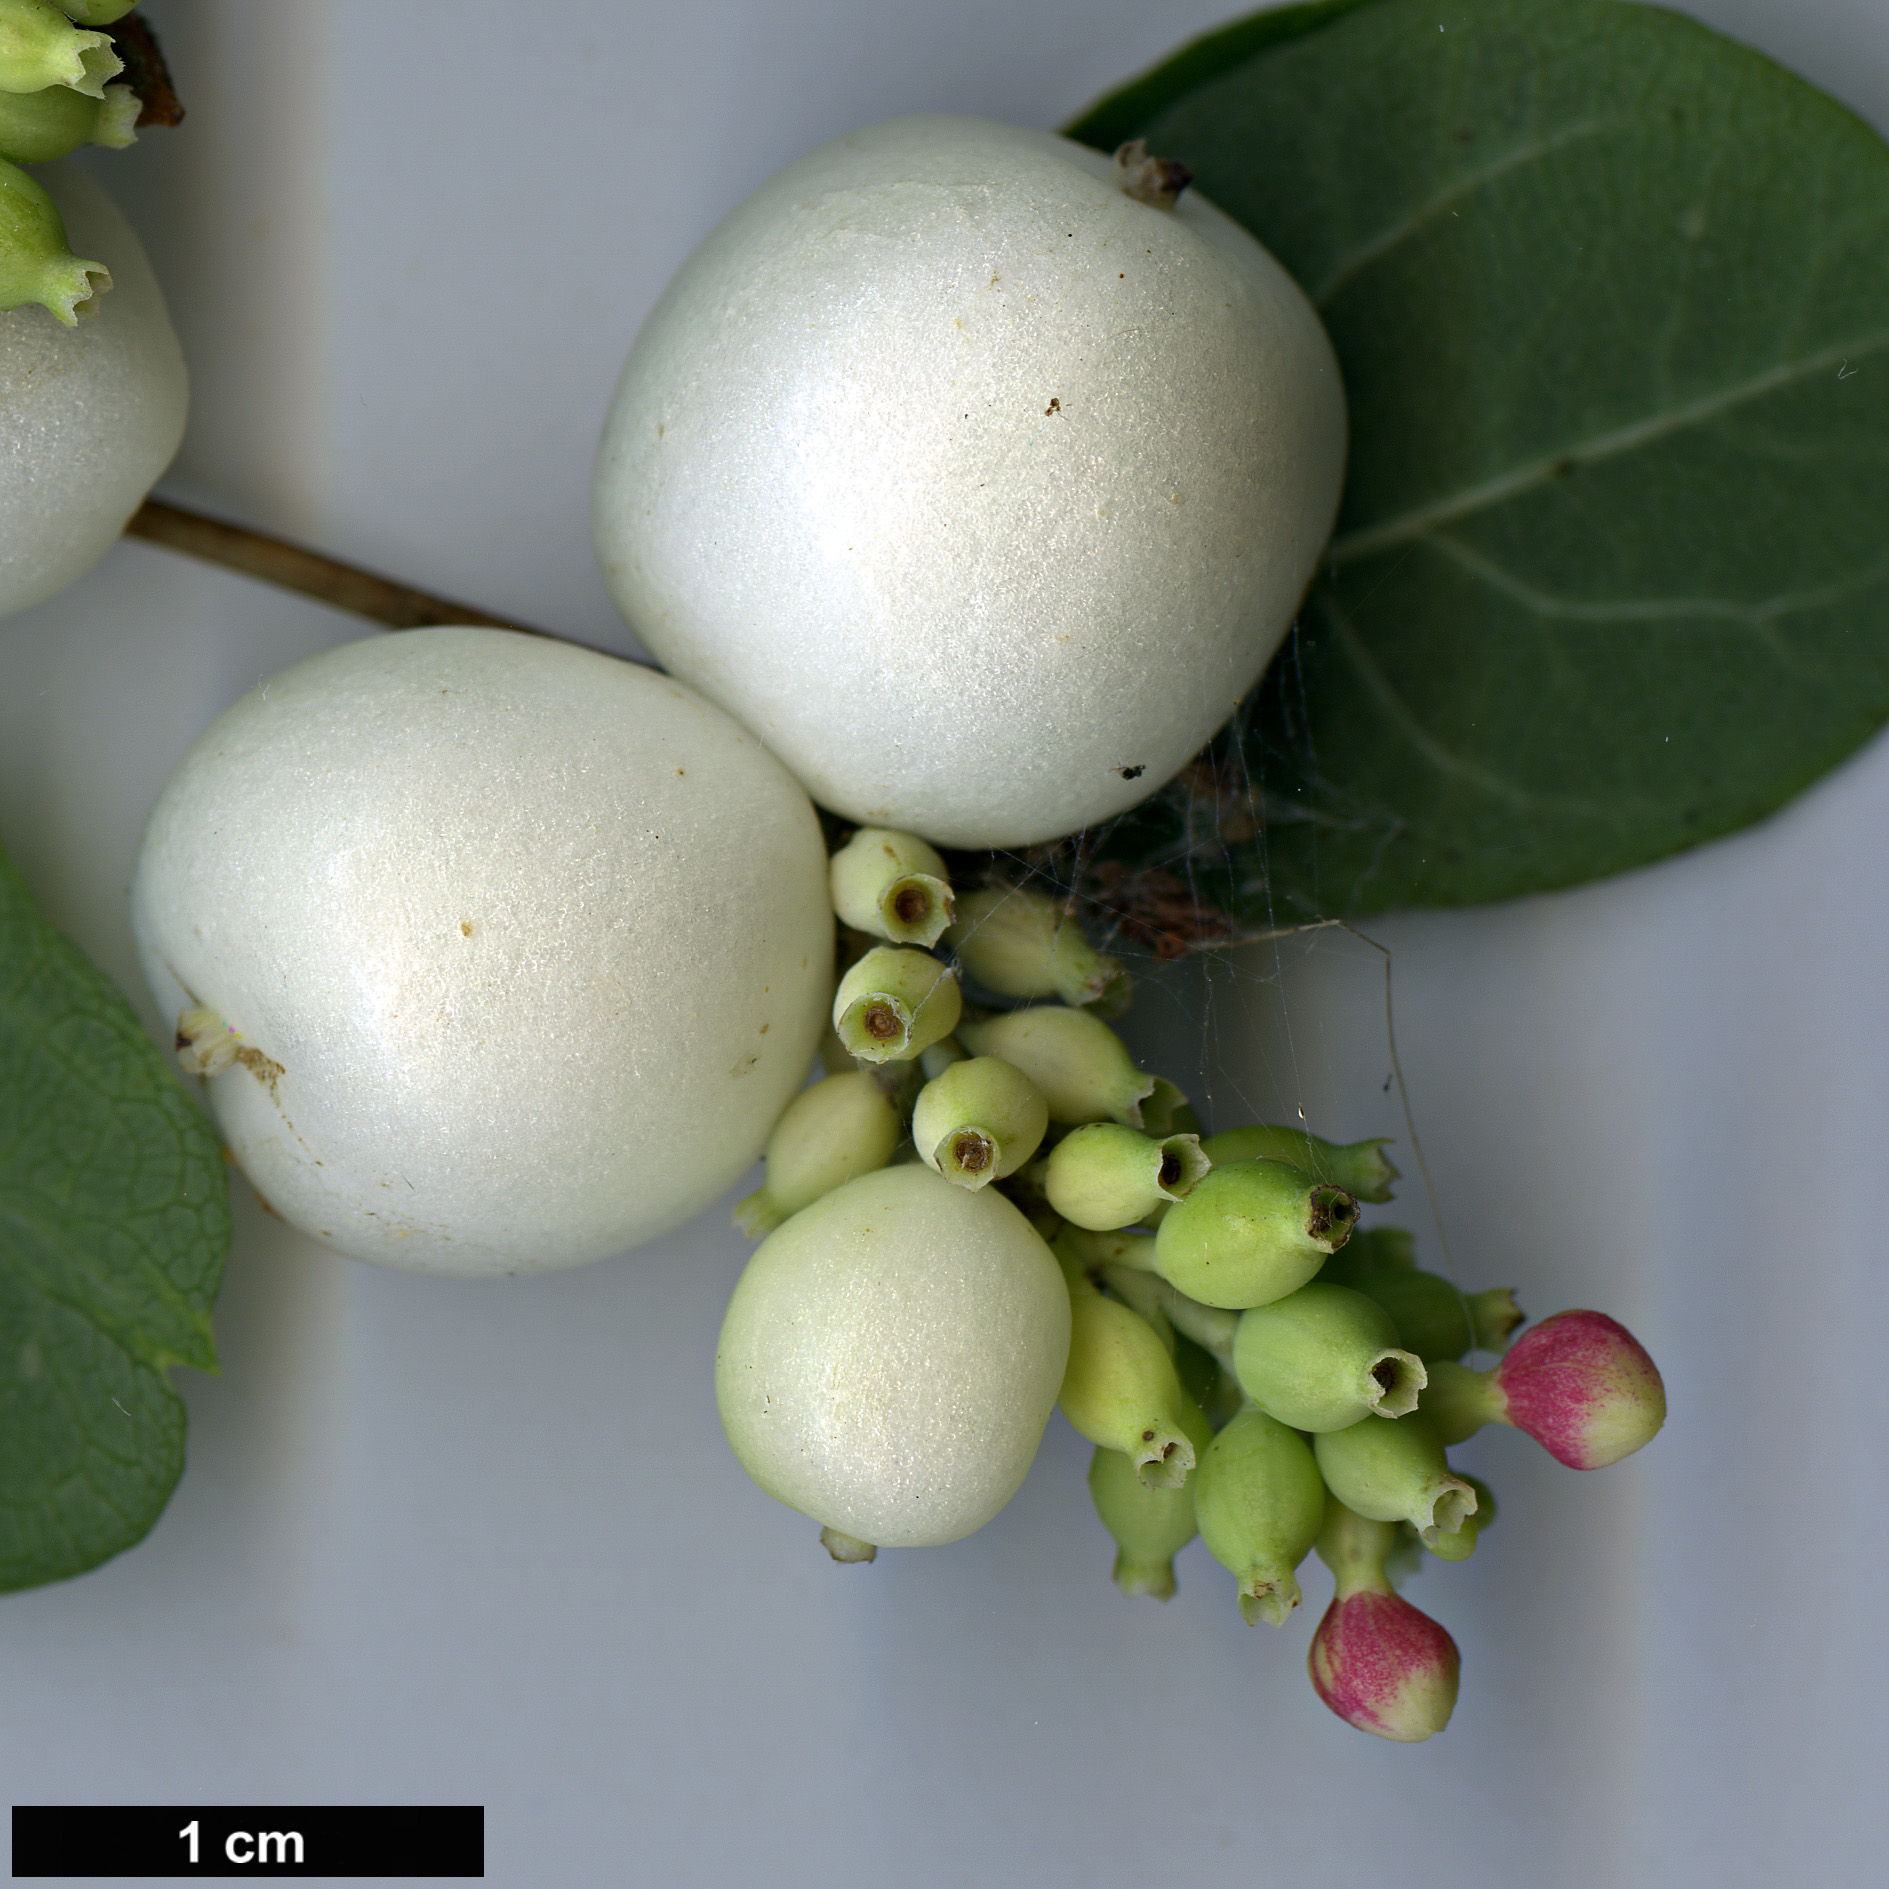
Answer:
11;1808;482;1878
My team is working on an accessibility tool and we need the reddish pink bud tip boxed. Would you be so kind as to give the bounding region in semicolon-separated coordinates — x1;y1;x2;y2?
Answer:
1307;1590;1460;1742
1494;1309;1665;1469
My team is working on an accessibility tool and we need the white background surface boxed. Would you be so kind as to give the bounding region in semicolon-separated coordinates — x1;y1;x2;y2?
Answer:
3;2;1887;1884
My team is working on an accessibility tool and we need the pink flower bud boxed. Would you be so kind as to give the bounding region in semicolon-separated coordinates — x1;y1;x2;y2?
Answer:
1492;1309;1665;1470
1307;1590;1460;1742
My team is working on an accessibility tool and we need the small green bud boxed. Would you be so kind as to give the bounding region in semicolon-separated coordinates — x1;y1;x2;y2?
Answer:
1086;1397;1214;1599
1044;1122;1208;1231
0;153;106;322
957;1004;1153;1127
1054;1242;1199;1489
1199;1124;1399;1202
1409;1472;1496;1565
1232;1282;1426;1432
833;945;960;1063
819;1525;877;1563
911;1054;1047;1189
828;826;955;947
1466;1287;1525;1353
1193;1406;1327;1625
734;1071;904;1236
1152;1158;1359;1309
1313;1411;1477;1545
0;0;121;98
946;883;1127;1010
0;73;133;160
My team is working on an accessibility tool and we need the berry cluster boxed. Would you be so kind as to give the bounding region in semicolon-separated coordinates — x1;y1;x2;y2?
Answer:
717;826;1667;1742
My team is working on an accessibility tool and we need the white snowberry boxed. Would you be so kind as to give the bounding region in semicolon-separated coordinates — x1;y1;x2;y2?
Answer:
715;1163;1071;1547
593;113;1345;848
130;627;833;1276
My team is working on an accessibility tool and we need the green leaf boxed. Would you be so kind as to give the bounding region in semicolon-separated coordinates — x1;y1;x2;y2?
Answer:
1073;0;1889;918
0;845;228;1592
1061;0;1387;154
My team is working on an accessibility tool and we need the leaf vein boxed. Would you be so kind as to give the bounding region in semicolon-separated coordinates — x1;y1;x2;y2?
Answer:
1330;333;1889;565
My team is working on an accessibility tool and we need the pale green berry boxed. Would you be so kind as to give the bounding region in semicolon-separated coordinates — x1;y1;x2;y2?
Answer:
0;75;134;161
1053;1242;1199;1489
0;0;121;98
946;883;1125;1010
1313;1412;1477;1546
1232;1281;1426;1431
1152;1158;1358;1308
1199;1124;1399;1203
911;1054;1047;1189
957;1004;1153;1126
828;826;955;947
1086;1394;1214;1600
0;153;105;322
52;1;137;24
1044;1122;1208;1230
833;944;961;1063
734;1070;904;1236
1193;1407;1328;1625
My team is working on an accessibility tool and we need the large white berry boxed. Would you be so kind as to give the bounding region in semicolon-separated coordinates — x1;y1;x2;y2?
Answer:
130;627;833;1276
0;163;186;619
593;113;1345;848
715;1163;1071;1547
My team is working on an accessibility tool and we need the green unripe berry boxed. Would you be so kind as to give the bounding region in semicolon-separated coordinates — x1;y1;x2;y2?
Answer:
946;883;1126;1010
957;1004;1153;1127
1232;1281;1426;1431
1153;1158;1358;1309
1086;1397;1214;1600
1054;1245;1199;1489
1318;1224;1417;1289
833;944;961;1063
0;0;120;98
1044;1122;1208;1230
0;153;105;322
0;75;133;161
1192;1407;1327;1625
1198;1124;1398;1202
911;1054;1047;1189
1313;1411;1477;1545
734;1071;904;1236
829;826;955;947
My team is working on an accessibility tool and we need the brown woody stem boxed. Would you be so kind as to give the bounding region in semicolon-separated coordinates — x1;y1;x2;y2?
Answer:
125;498;551;638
